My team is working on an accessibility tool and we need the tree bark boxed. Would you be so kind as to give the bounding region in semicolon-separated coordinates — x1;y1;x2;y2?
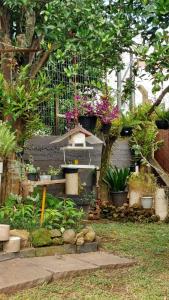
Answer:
148;85;169;115
99;135;117;203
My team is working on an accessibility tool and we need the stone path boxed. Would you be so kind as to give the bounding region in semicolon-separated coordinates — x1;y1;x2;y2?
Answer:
0;252;135;294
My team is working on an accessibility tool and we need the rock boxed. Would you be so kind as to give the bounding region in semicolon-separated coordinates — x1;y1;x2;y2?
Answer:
63;229;76;244
76;237;85;246
31;228;52;247
84;229;96;242
52;237;64;245
50;229;62;238
10;229;30;249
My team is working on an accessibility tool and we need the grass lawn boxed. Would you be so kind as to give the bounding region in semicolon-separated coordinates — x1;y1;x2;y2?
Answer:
1;221;169;300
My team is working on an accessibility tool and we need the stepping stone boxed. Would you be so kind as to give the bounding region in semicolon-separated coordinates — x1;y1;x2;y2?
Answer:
23;254;99;280
0;252;135;294
0;258;52;294
67;251;135;269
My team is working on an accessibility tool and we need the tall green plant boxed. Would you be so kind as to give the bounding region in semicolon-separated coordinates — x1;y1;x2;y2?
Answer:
0;66;61;145
0;122;17;158
104;166;130;192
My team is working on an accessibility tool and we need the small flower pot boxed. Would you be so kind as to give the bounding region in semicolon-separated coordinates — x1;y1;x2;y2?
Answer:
3;236;21;253
78;116;97;132
110;191;128;207
120;126;133;137
101;123;111;134
141;196;153;209
155;120;169;130
27;173;38;181
40;175;51;181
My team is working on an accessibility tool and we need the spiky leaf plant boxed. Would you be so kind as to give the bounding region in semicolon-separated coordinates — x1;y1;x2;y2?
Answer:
104;166;130;192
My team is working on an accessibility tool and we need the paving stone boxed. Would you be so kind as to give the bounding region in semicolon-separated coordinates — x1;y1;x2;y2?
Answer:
61;252;134;272
76;242;98;253
35;244;76;257
0;258;52;293
69;251;135;269
24;255;99;280
0;252;135;294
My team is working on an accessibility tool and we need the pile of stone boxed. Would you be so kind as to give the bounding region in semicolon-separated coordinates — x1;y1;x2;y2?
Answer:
101;203;160;223
31;226;97;247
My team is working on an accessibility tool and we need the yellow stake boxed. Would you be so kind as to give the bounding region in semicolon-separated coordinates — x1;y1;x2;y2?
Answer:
40;185;47;225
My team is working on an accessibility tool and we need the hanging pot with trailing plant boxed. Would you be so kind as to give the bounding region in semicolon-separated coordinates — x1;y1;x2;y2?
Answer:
120;126;133;137
78;115;97;132
155;120;169;130
101;123;112;134
104;166;130;207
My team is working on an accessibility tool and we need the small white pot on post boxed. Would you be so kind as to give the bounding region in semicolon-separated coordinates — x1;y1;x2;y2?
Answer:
0;224;10;241
3;236;21;253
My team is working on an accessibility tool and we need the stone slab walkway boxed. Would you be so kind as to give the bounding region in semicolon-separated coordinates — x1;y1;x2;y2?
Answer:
0;251;135;294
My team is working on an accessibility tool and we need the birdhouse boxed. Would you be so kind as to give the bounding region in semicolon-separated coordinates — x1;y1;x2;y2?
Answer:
68;132;86;147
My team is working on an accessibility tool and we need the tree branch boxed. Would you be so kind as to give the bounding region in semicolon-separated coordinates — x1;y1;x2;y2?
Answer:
29;46;54;79
148;85;169;115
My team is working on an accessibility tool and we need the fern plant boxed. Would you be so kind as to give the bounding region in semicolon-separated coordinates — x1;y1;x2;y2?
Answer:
0;123;17;158
104;166;130;192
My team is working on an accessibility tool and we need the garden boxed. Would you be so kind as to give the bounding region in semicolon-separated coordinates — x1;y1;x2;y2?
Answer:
0;0;169;298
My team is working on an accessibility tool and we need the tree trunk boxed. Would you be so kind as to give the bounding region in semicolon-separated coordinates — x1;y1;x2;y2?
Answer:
99;135;117;203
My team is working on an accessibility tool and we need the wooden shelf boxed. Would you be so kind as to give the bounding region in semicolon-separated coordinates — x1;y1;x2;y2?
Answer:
23;179;66;186
61;164;97;169
60;146;94;151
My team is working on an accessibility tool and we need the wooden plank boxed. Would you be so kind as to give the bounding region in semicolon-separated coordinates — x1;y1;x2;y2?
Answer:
23;179;66;187
150;158;169;187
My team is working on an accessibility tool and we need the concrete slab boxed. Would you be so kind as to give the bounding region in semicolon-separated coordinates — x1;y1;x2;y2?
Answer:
23;255;99;280
68;251;135;269
0;258;52;294
0;252;135;294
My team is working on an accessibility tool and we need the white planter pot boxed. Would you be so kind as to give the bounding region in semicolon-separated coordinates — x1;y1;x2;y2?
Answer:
0;161;3;174
3;236;21;253
40;175;51;181
155;188;168;220
141;196;153;209
0;224;10;241
65;173;78;195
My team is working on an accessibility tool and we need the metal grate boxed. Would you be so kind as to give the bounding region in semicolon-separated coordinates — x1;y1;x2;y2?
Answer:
38;56;103;135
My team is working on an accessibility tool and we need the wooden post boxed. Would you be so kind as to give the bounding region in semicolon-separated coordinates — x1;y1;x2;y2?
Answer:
40;185;47;225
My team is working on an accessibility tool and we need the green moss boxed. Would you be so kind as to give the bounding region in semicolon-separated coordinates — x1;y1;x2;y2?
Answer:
31;228;52;247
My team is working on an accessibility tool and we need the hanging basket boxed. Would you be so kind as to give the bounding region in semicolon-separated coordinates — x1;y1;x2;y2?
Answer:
78;116;97;132
155;120;169;130
120;126;133;137
101;123;111;134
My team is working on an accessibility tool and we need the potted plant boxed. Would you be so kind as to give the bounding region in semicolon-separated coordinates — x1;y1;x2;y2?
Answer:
155;108;169;129
128;172;156;208
39;171;51;181
96;96;119;133
48;166;63;180
25;163;40;181
65;95;97;132
104;166;130;207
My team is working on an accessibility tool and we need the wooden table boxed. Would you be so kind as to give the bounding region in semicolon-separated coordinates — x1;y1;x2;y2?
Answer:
23;179;66;225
